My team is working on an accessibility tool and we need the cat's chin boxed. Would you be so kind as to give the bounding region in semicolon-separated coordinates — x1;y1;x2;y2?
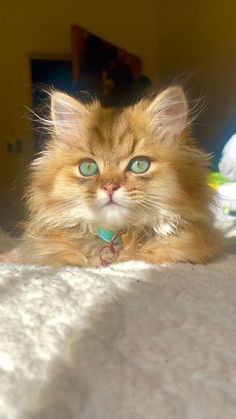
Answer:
93;203;130;228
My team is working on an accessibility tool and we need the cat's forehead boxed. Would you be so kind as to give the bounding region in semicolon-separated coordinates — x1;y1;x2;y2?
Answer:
86;107;148;160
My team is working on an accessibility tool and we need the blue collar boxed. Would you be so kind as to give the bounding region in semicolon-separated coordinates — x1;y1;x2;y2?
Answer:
97;227;121;244
97;227;128;245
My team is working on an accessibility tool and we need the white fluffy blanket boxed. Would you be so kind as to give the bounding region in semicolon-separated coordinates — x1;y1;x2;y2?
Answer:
0;227;236;419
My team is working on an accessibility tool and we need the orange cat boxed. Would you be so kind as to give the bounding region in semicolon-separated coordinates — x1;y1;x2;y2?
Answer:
20;86;223;267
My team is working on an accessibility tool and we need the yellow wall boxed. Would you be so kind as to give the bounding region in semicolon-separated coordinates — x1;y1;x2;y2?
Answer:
156;1;236;157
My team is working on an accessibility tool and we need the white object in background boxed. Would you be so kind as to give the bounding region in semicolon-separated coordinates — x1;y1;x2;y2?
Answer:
219;134;236;181
217;183;236;212
214;183;236;222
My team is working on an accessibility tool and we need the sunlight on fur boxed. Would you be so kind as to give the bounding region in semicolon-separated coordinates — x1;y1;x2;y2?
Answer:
19;86;223;266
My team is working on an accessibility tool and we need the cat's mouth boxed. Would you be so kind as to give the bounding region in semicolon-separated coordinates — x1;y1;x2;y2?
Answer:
103;196;121;207
103;201;120;207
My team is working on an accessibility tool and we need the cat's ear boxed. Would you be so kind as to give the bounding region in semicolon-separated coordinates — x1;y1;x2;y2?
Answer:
147;86;188;140
50;91;88;141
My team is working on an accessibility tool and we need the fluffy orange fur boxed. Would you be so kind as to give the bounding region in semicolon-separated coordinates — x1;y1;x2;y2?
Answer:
19;86;223;267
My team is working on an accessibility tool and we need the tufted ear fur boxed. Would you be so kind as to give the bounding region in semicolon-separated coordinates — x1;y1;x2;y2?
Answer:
147;86;188;140
51;92;89;141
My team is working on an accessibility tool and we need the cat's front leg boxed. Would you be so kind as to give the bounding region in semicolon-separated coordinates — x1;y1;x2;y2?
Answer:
45;251;90;267
118;226;223;265
19;238;90;267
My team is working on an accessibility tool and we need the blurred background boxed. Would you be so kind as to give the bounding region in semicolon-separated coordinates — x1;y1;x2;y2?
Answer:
1;0;236;230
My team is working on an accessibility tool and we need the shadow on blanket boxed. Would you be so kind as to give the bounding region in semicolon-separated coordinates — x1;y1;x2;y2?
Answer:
19;261;236;419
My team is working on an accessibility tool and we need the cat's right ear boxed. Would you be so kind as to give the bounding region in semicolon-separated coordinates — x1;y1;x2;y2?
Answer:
50;91;88;141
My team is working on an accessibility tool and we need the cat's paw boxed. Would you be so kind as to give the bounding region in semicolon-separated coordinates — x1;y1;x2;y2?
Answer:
0;248;19;264
118;251;141;263
118;249;163;265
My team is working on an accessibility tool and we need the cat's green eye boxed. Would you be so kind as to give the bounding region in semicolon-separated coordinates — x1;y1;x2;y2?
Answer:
79;159;99;177
128;157;151;174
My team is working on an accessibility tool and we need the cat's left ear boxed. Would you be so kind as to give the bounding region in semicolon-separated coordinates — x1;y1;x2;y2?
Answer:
147;86;188;140
50;91;88;141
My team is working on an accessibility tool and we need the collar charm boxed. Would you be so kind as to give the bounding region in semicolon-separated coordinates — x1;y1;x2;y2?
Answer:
97;227;130;266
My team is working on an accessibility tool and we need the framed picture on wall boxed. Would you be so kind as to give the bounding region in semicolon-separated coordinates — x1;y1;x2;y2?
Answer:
71;25;150;106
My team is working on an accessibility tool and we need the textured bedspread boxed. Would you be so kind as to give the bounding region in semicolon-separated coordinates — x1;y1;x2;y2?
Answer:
0;228;236;419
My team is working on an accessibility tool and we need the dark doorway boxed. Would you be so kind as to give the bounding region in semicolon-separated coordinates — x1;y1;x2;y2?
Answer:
31;58;77;151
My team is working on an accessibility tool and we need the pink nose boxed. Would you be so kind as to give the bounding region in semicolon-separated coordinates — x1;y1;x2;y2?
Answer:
103;183;120;197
